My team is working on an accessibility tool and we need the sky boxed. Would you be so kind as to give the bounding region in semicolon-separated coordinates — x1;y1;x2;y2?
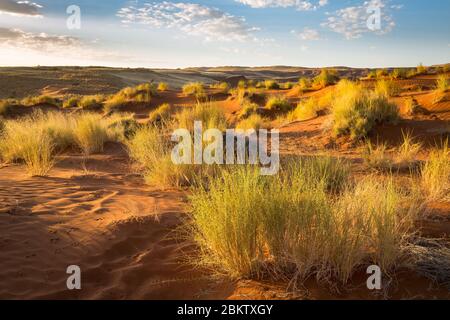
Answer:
0;0;449;68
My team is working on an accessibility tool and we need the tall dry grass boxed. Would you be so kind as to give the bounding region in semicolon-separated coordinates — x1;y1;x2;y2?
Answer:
421;140;449;201
188;158;420;283
175;101;228;132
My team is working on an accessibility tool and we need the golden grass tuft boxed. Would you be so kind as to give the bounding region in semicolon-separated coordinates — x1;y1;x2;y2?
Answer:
421;140;449;201
236;114;267;131
375;79;401;97
182;82;206;101
157;82;169;92
148;103;173;124
175;101;228;132
265;96;292;112
188;158;419;283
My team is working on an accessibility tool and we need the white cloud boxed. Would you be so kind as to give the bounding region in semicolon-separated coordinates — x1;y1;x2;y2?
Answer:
292;27;321;40
0;27;128;62
117;2;259;42
321;0;401;39
235;0;328;10
0;0;42;17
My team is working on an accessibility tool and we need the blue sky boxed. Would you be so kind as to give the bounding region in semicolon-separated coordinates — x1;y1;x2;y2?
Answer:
0;0;449;68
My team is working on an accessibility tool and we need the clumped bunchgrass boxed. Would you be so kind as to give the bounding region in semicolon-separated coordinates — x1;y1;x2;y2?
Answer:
264;80;280;90
331;80;399;139
148;103;173;125
21;129;55;176
189;159;419;283
63;96;80;109
175;101;228;132
127;125;214;188
79;95;106;110
287;98;319;122
105;83;155;112
421;140;449;201
375;79;401;97
210;82;229;93
313;69;339;89
396;131;421;167
183;82;206;101
73;113;110;155
236;114;267;131
363;141;392;171
265;96;292;112
238;99;259;120
157;82;169;92
21;95;59;107
433;74;449;103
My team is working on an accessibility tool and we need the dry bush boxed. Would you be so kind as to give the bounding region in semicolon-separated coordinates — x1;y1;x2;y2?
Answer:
63;96;80;109
433;75;449;103
238;99;259;120
79;95;106;110
313;69;339;89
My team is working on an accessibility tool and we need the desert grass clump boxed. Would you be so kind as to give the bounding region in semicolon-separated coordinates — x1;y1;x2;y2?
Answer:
331;81;399;139
287;98;319;122
313;69;339;89
189;159;418;283
21;129;55;176
421;141;449;201
236;114;267;131
396;131;421;167
433;74;449;103
21;95;59;107
105;83;155;112
148;103;173;125
265;96;292;112
127;125;209;188
79;95;106;110
183;82;206;101
375;79;401;97
157;82;169;92
175;101;228;132
264;80;279;90
63;96;80;109
73;113;109;155
363;141;392;171
210;82;229;93
238;99;259;120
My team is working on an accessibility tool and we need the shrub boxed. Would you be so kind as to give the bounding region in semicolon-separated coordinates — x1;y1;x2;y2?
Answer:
313;69;339;88
298;77;310;89
188;159;418;282
183;82;206;100
236;114;267;131
148;103;173;124
375;79;401;97
157;82;169;92
288;98;319;121
435;74;448;93
404;97;420;116
175;102;228;132
105;83;155;112
265;96;292;112
331;82;399;139
421;141;449;201
264;80;280;90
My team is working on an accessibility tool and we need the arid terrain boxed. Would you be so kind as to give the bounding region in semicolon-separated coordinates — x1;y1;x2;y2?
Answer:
0;65;449;300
